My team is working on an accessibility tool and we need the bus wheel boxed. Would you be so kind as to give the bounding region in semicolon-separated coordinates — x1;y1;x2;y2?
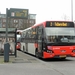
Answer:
35;48;39;58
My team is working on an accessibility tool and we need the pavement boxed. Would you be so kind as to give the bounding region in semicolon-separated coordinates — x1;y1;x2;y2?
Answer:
0;55;16;63
0;51;62;75
0;52;29;63
0;50;41;63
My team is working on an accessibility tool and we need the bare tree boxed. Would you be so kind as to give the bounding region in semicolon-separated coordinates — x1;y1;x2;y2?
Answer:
61;14;70;21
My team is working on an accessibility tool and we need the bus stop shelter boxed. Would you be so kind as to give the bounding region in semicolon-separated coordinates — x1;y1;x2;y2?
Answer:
0;28;17;57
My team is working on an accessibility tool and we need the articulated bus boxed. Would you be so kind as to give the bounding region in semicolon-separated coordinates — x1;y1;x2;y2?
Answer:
20;21;75;59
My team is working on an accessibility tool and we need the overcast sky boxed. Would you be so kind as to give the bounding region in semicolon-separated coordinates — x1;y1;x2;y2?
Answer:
0;0;75;23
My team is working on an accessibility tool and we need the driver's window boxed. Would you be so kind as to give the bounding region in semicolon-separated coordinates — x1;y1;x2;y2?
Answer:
48;36;55;42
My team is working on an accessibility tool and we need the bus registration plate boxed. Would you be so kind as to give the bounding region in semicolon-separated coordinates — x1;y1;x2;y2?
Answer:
60;55;66;58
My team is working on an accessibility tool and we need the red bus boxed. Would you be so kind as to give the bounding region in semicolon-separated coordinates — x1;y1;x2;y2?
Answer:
16;30;23;50
20;21;75;59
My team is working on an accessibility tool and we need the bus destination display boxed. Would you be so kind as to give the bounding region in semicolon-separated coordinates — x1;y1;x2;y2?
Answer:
46;21;74;27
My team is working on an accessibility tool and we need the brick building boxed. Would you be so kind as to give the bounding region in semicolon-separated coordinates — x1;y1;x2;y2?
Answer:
0;14;36;30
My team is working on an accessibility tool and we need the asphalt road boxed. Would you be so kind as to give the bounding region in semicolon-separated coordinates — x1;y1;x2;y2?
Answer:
41;57;75;75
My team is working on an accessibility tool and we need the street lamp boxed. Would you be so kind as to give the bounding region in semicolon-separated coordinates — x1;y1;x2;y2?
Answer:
71;0;73;21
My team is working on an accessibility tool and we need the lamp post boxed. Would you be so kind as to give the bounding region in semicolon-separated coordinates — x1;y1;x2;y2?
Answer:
71;0;73;21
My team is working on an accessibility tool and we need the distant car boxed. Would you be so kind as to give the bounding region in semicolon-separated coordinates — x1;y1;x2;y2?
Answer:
16;42;20;50
16;30;22;50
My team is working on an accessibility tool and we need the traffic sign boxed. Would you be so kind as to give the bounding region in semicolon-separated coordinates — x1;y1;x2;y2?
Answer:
9;8;28;19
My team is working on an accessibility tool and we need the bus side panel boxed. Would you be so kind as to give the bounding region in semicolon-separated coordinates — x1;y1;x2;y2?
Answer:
28;43;35;55
20;42;25;52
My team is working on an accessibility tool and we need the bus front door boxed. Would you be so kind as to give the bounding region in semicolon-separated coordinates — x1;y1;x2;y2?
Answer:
36;27;43;58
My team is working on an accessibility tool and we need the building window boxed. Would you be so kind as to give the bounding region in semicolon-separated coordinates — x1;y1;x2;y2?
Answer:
14;19;18;23
29;20;32;23
11;12;15;17
14;24;18;28
2;19;6;22
26;20;28;23
2;24;6;27
29;14;36;19
0;19;2;23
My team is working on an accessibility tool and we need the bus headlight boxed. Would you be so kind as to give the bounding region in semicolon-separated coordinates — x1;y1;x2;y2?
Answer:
72;50;75;52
